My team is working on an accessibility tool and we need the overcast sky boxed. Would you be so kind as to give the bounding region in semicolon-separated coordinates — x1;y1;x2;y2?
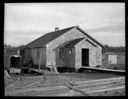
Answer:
4;3;125;47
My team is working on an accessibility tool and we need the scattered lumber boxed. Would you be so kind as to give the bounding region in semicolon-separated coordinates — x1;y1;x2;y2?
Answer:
5;76;125;96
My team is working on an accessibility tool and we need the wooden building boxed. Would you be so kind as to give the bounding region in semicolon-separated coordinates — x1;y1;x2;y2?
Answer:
102;52;125;70
21;26;104;70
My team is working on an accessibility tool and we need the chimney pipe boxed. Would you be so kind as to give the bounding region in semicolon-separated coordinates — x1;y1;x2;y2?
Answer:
55;27;59;31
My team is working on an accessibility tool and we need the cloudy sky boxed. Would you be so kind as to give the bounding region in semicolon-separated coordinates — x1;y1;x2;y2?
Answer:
4;3;125;47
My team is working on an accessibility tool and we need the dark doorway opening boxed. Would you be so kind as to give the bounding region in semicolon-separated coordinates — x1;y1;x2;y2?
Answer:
82;49;89;66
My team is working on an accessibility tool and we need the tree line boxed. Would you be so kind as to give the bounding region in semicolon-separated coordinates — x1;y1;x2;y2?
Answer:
103;45;125;53
4;44;25;54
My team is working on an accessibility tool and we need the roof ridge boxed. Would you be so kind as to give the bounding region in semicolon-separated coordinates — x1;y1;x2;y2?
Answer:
46;25;77;34
25;26;77;48
76;27;104;47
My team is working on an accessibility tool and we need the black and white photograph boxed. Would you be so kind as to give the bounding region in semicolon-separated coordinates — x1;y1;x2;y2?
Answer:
4;3;125;96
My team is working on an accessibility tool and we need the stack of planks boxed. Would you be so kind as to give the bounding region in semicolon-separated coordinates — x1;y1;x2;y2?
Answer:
5;76;125;96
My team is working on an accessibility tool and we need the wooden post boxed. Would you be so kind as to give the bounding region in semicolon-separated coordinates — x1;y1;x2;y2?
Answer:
53;67;59;74
48;63;59;74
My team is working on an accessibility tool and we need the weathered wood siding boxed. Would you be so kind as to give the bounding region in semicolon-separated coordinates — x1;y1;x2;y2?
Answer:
53;47;75;68
65;48;75;68
46;28;102;68
75;39;101;68
46;28;85;67
22;48;32;65
23;47;46;67
95;46;102;66
31;48;38;64
31;47;46;66
117;54;125;65
40;48;46;66
55;48;66;67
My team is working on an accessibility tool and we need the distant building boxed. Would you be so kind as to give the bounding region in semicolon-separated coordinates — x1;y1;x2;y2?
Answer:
4;47;21;69
102;52;125;70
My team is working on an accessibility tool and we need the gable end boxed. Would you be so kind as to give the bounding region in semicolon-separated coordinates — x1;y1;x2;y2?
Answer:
76;27;104;48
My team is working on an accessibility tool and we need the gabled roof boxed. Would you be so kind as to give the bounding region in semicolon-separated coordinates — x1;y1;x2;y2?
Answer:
25;26;104;48
76;27;104;47
65;38;85;48
26;26;76;48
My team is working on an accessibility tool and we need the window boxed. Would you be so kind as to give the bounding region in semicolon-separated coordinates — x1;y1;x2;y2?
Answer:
69;48;72;55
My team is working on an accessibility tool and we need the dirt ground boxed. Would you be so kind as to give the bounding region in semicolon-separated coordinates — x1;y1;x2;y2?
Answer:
5;72;122;92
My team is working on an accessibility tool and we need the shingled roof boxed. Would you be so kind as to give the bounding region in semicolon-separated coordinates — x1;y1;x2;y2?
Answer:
65;38;85;48
25;26;103;48
26;26;76;48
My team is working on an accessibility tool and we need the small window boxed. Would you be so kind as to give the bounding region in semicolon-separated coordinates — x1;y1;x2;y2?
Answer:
69;49;72;55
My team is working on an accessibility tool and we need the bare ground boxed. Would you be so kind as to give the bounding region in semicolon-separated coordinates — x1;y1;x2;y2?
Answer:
5;72;122;91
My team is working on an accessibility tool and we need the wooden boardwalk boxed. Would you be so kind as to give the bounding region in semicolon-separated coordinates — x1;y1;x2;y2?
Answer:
21;67;59;74
78;67;125;75
21;66;125;75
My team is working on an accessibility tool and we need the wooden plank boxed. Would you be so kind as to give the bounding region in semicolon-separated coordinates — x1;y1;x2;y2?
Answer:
79;67;125;74
5;85;68;96
33;81;125;96
74;86;125;96
80;67;125;72
64;77;125;96
21;67;59;74
64;83;90;96
73;80;125;91
75;77;125;85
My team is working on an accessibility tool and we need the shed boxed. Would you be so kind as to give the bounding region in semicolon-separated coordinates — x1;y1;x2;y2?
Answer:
102;52;125;70
21;26;104;70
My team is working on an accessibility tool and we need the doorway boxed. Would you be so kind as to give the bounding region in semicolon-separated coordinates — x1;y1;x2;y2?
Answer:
82;49;89;66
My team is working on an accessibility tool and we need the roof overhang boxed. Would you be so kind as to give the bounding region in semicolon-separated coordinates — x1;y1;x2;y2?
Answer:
76;27;104;48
